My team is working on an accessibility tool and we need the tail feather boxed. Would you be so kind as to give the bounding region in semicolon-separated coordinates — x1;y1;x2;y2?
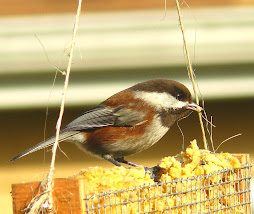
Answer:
9;131;79;162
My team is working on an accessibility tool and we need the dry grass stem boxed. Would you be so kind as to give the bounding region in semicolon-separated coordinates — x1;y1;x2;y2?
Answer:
209;116;216;152
35;34;66;76
215;133;242;152
26;0;83;213
175;0;208;150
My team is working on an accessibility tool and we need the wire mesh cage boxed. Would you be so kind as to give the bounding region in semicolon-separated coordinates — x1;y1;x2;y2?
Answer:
84;164;252;214
11;153;252;214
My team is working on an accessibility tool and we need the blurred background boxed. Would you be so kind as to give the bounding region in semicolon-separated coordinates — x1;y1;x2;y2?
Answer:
1;0;254;213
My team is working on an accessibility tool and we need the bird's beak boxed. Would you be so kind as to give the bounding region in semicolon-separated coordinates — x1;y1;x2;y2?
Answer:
187;102;203;112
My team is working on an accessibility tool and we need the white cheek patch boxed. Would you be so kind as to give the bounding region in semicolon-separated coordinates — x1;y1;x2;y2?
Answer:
134;91;188;110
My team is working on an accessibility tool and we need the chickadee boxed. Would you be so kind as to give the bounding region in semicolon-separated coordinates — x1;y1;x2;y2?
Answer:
9;79;202;167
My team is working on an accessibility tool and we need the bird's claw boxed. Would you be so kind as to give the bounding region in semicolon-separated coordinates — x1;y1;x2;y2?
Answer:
144;166;161;181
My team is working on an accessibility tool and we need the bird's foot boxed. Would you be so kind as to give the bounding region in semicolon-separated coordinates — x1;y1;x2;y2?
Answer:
144;166;161;182
114;157;139;167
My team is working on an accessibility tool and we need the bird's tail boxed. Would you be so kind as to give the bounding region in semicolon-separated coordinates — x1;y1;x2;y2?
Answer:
9;131;79;162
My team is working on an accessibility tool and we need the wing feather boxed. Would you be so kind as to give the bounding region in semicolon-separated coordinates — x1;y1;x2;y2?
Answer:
65;105;144;131
65;106;116;130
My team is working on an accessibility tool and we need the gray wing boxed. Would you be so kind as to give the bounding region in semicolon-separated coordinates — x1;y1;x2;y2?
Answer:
9;105;145;162
64;105;145;131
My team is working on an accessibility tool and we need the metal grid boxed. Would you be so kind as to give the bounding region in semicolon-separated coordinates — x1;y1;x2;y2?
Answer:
84;164;252;214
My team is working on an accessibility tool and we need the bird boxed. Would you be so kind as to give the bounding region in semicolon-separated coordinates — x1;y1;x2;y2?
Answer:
9;79;202;167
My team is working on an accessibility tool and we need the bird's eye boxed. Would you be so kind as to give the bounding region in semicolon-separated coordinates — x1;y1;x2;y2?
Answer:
176;93;184;101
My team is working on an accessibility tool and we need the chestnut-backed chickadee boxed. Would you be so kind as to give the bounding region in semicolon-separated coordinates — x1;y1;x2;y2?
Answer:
9;79;202;167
